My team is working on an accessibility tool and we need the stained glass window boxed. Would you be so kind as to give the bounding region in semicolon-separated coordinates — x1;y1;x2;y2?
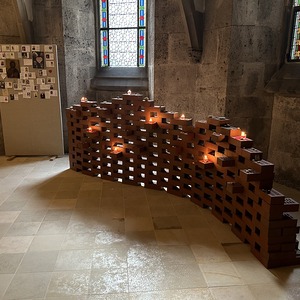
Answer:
99;0;147;68
289;1;300;61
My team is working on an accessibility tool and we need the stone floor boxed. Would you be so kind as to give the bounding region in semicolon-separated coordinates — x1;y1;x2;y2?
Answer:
0;155;299;300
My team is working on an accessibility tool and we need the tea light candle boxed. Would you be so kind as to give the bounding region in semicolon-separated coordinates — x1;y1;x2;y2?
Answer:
203;155;208;163
149;117;153;124
180;114;185;120
112;146;119;154
127;90;132;95
81;96;88;102
241;131;247;139
87;127;92;133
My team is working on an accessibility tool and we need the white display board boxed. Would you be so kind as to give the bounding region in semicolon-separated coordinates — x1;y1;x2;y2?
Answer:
0;44;64;156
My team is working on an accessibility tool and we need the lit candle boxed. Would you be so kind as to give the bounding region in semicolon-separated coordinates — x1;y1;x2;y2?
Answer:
127;90;132;95
81;96;88;102
149;117;153;124
112;146;119;154
87;127;92;132
203;155;208;163
241;131;247;139
180;114;185;120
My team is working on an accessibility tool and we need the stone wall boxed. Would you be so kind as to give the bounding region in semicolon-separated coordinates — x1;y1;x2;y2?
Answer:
268;96;300;189
32;0;96;151
225;0;286;155
154;0;199;119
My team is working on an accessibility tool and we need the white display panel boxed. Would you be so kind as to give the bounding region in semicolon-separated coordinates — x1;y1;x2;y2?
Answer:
0;44;64;156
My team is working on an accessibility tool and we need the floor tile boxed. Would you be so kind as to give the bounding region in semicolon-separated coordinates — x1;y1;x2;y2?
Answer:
129;288;214;300
0;211;21;223
248;283;289;300
4;221;41;236
200;262;244;287
61;233;97;250
3;272;52;299
89;268;128;294
55;249;93;271
155;229;189;245
0;236;34;254
152;216;182;230
28;234;65;252
92;246;128;269
17;250;59;273
46;270;91;297
14;209;47;222
37;220;69;235
210;285;255;300
191;242;231;263
233;260;279;285
0;274;13;298
0;253;24;274
125;217;154;232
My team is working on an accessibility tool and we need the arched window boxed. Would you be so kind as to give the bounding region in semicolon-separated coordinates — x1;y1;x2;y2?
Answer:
99;0;147;67
288;0;300;61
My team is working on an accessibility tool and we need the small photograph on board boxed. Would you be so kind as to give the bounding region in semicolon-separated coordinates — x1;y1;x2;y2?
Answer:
32;51;45;69
44;45;53;52
21;45;30;52
11;45;19;52
0;81;5;89
22;52;30;59
0;96;9;103
6;59;20;78
0;60;5;67
31;45;41;51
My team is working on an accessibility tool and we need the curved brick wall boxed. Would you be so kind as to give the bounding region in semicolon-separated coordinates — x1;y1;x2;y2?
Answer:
66;94;300;268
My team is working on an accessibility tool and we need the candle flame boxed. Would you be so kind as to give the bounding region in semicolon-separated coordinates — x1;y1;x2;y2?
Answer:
81;96;88;102
203;155;208;162
149;117;153;123
241;131;246;138
87;127;92;132
180;114;185;119
127;90;132;95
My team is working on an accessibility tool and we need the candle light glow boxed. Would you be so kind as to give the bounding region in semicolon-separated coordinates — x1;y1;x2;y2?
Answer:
203;155;208;163
81;96;88;102
87;127;92;133
241;131;247;139
180;114;185;120
127;90;132;95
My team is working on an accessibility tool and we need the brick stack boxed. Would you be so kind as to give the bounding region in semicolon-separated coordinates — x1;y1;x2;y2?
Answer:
66;93;300;268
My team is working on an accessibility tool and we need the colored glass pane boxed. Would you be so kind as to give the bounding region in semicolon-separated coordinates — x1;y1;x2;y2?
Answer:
109;0;137;28
101;30;109;67
290;10;300;61
294;0;300;7
100;0;107;28
109;29;137;67
99;0;147;67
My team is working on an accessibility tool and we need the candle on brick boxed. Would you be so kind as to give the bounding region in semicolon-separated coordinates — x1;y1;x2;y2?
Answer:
87;127;92;133
127;90;132;95
180;114;185;120
203;155;208;163
81;96;88;102
112;146;119;154
149;117;153;124
241;131;247;139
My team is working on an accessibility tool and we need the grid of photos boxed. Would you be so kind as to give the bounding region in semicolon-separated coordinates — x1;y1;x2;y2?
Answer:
0;44;58;103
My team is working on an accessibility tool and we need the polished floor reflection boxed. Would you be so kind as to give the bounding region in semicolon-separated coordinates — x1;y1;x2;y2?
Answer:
0;155;299;299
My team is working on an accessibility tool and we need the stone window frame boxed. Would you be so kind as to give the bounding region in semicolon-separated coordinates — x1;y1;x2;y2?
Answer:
265;1;300;95
91;0;148;91
287;2;300;61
